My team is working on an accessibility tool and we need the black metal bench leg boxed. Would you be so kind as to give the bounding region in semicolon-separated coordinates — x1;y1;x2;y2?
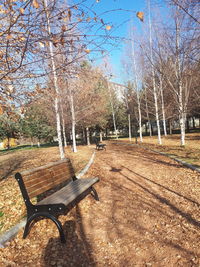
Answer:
23;212;66;243
90;186;99;201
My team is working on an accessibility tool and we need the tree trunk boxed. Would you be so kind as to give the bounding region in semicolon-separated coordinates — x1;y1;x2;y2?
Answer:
7;136;10;149
151;124;154;136
61;105;67;147
176;12;186;146
180;112;186;146
128;114;132;141
160;75;167;136
37;139;40;148
70;93;77;152
105;128;108;139
82;128;86;144
43;0;65;159
169;119;173;135
86;127;90;146
131;32;143;143
148;0;162;145
108;83;118;139
192;117;196;129
145;86;152;137
145;122;148;135
99;131;103;142
186;118;190;133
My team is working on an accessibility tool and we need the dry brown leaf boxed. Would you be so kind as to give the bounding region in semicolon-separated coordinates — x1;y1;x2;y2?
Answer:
19;8;24;15
32;0;39;9
61;25;67;32
6;34;12;40
68;9;72;20
136;11;144;22
84;49;90;54
105;25;112;31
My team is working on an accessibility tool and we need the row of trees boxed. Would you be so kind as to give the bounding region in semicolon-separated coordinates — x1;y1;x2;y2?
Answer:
0;0;122;155
121;0;200;146
0;0;199;155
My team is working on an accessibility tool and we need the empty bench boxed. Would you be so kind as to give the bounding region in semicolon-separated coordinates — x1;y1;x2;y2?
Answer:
96;141;106;150
14;159;99;243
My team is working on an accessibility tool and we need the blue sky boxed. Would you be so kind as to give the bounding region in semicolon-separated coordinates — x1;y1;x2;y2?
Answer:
85;0;148;83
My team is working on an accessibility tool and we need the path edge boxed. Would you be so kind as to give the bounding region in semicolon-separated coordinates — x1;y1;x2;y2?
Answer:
112;141;200;174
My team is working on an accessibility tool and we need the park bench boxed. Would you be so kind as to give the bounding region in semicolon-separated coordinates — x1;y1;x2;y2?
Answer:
95;141;106;150
14;158;99;243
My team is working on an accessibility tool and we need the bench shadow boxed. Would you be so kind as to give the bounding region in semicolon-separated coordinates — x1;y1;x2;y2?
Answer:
43;218;96;267
43;203;96;266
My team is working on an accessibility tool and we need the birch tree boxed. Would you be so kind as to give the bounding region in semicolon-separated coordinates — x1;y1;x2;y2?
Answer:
130;29;143;142
148;0;162;144
159;73;167;136
43;0;65;159
108;82;118;139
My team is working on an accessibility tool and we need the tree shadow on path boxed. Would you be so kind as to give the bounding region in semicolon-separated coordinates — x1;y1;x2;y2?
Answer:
119;168;200;229
121;165;200;207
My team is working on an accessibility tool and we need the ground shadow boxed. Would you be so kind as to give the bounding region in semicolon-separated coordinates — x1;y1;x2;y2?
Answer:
121;165;200;207
43;218;96;267
0;156;25;180
43;201;96;266
119;170;200;229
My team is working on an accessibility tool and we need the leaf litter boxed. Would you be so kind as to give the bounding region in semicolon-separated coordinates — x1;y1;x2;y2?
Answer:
0;142;199;266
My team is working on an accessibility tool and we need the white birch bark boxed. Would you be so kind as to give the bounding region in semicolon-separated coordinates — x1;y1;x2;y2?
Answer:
69;89;77;152
175;11;186;146
131;35;143;143
144;85;152;137
128;113;132;141
108;83;118;139
86;127;90;146
148;0;162;144
100;131;103;142
61;105;67;147
37;140;40;147
43;0;65;159
159;75;167;136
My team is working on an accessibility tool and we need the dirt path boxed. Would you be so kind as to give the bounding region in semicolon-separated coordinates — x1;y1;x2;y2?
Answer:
0;143;200;266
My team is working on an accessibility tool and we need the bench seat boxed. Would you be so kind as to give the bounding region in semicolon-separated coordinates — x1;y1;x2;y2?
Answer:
38;177;99;206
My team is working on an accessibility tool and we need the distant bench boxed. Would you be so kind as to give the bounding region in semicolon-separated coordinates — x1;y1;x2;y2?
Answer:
14;159;99;243
96;141;106;151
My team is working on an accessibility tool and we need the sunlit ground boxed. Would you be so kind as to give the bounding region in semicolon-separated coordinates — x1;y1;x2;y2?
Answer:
116;133;200;167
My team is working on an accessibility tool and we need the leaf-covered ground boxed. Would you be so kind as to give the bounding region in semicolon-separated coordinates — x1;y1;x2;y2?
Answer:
0;142;200;266
119;133;200;168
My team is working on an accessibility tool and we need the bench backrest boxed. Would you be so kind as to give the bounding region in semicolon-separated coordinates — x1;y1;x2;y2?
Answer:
16;159;75;199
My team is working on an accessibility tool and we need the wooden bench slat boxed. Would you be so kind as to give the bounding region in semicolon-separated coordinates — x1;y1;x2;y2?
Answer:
38;178;99;206
21;161;74;198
